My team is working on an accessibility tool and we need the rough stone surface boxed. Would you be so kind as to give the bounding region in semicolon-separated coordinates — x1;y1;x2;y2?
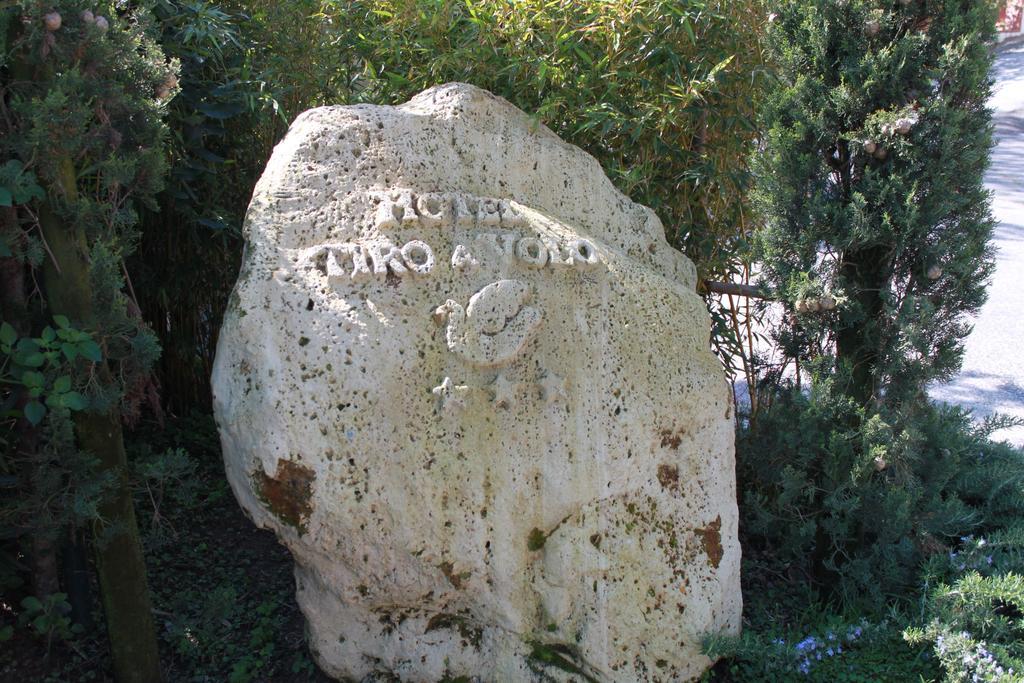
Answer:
212;83;740;682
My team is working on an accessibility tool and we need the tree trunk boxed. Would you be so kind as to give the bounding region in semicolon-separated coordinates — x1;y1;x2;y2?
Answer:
61;527;93;630
836;245;889;407
39;158;162;683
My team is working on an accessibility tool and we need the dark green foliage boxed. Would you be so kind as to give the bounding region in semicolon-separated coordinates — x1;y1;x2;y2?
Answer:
739;380;1024;607
724;376;1024;680
0;160;45;218
1;0;174;415
0;0;173;563
754;0;997;404
736;0;1012;647
1;318;98;423
16;593;80;653
712;405;1024;679
131;0;284;413
1;1;178;678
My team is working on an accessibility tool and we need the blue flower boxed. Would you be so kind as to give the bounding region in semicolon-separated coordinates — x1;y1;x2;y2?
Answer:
796;636;817;652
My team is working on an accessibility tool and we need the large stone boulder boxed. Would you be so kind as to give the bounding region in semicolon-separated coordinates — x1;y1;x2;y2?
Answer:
212;83;739;682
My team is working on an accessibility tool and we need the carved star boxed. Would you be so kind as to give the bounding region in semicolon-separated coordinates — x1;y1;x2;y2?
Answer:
540;372;568;404
491;373;519;409
432;376;469;412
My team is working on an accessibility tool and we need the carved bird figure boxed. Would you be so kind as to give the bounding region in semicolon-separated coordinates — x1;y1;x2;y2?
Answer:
433;279;543;367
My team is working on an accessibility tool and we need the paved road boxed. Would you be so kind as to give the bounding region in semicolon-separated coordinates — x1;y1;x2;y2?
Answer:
931;40;1024;446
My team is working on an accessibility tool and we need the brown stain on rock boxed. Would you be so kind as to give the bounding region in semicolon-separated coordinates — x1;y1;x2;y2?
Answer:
253;459;315;533
438;561;471;589
659;427;685;450
438;561;460;588
656;464;679;490
696;516;723;569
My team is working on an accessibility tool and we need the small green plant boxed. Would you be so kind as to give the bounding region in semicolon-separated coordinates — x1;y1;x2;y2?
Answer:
228;599;280;682
0;159;44;207
131;446;199;537
527;527;547;551
528;640;599;682
290;650;316;676
1;316;98;425
0;160;44;259
17;593;81;654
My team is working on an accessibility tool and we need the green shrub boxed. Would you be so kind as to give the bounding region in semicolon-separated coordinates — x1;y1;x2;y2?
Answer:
907;574;1024;682
736;5;1024;681
738;378;1024;608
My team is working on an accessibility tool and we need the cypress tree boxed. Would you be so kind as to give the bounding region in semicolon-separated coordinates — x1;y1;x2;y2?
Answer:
741;0;1009;605
755;0;997;407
